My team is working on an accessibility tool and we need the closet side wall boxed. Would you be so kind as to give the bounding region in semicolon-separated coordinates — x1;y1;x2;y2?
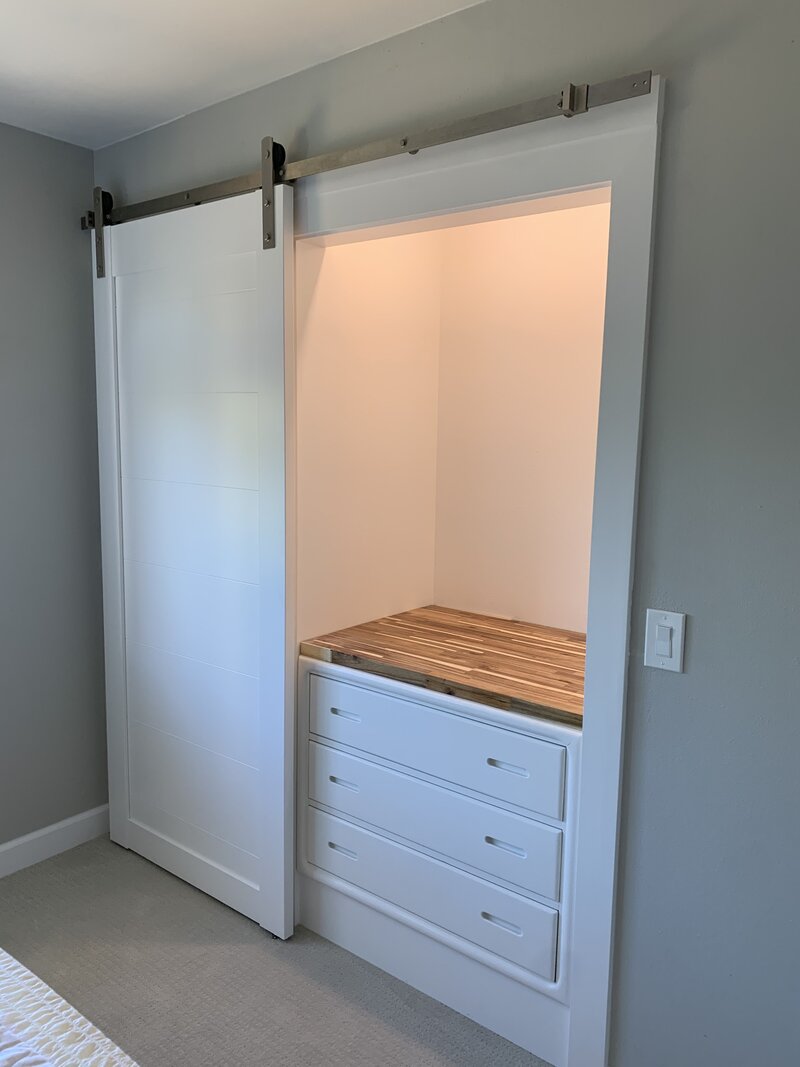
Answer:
433;205;610;633
296;232;444;641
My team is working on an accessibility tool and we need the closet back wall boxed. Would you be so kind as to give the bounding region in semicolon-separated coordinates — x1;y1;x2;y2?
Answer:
94;3;800;1064
0;122;105;845
433;205;608;631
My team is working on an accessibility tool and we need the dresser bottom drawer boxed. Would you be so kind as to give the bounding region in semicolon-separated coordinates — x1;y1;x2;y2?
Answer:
307;807;558;981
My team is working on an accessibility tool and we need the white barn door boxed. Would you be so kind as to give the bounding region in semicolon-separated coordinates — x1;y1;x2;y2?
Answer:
92;188;295;938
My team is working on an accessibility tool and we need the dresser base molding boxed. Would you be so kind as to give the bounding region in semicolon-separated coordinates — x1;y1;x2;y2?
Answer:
298;871;568;1067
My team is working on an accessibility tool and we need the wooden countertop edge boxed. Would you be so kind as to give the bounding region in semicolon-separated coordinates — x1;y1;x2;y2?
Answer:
300;642;333;663
299;642;583;729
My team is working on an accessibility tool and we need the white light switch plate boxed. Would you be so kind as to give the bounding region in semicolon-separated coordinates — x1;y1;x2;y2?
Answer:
644;609;686;672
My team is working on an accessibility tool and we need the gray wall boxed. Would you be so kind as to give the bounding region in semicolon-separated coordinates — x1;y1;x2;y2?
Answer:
95;2;800;1064
0;123;106;843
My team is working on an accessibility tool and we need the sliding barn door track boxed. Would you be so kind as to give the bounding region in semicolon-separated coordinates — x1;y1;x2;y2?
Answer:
82;69;651;276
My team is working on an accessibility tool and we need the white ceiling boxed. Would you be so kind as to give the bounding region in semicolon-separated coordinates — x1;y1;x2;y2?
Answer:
0;1;483;149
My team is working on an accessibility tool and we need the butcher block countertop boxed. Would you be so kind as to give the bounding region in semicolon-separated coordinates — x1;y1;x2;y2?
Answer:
300;605;585;728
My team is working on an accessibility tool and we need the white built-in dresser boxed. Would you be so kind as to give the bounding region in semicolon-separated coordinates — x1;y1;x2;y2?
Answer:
297;606;585;1067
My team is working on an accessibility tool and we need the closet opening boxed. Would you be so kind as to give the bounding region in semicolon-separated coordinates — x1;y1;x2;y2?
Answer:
296;187;611;728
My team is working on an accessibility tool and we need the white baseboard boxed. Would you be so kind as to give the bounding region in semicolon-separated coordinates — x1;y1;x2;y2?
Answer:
0;805;109;879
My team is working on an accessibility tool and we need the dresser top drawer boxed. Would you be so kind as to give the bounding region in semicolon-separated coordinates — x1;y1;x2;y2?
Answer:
309;672;566;821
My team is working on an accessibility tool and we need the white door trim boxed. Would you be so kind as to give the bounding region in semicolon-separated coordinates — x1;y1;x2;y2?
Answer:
294;81;663;1066
92;231;130;850
256;186;297;939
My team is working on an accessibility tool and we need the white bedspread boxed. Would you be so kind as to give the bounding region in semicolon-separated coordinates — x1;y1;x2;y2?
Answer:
0;949;137;1067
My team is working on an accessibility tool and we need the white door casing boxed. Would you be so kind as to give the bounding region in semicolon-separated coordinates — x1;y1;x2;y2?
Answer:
93;186;295;938
293;82;662;1066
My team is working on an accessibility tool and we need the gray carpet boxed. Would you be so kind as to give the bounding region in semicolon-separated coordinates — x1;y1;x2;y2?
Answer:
0;838;550;1066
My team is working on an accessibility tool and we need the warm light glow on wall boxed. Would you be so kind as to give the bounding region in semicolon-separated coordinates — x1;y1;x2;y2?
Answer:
296;195;610;639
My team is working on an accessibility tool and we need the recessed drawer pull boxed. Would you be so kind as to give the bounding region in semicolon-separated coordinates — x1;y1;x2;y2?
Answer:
328;841;358;860
330;706;361;723
484;835;527;859
329;774;360;793
486;757;529;778
480;911;523;937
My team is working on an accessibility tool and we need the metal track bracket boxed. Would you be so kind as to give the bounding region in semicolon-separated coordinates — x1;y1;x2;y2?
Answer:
82;188;113;278
262;137;275;250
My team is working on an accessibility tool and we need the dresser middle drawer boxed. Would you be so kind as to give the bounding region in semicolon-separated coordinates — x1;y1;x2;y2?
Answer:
309;741;562;901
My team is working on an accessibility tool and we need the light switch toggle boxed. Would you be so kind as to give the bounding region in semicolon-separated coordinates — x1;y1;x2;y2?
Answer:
644;609;686;672
654;624;672;658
